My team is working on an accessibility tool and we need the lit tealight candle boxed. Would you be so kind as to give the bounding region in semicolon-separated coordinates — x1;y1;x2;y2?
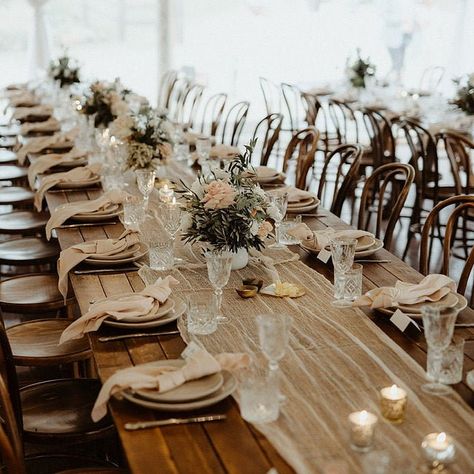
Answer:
421;432;456;466
159;183;174;203
348;410;377;452
380;384;407;424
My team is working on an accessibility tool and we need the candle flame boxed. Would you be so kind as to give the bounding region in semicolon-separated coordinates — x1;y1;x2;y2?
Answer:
163;184;169;191
359;410;368;422
389;384;398;397
437;432;446;443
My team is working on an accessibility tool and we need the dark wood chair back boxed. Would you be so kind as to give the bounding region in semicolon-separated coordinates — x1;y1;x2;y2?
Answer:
282;127;319;190
358;163;415;251
327;99;360;145
199;93;227;137
176;83;205;129
251;113;283;166
420;195;474;307
259;77;281;116
317;144;363;216
218;101;250;146
157;70;178;110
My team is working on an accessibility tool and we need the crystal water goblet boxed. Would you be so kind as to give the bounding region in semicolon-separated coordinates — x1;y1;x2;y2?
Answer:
421;305;458;396
268;193;288;248
196;137;211;161
205;250;232;323
136;169;156;207
160;201;183;265
330;237;356;273
256;313;292;403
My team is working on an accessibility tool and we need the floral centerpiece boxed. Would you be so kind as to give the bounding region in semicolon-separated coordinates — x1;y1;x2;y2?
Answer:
109;106;174;170
80;79;130;128
452;74;474;115
181;140;278;268
48;53;80;88
346;49;376;89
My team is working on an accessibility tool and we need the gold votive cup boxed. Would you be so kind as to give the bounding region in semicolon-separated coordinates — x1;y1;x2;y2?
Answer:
380;384;407;424
348;410;377;452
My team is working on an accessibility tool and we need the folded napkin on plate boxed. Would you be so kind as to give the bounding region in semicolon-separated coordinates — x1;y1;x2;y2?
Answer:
91;341;250;421
57;229;140;300
46;189;127;239
209;144;239;159
34;163;101;211
21;117;60;136
12;104;52;122
303;228;374;251
270;186;312;203
353;274;456;309
9;92;39;108
16;133;74;165
28;148;88;188
59;275;179;345
253;166;279;179
287;222;313;241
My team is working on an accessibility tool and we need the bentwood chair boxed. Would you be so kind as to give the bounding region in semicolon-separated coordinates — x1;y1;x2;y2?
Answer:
357;163;415;252
281;127;319;190
175;82;205;130
157;70;178;110
316;144;363;217
259;77;281;117
218;101;250;147
251;113;282;166
166;77;189;121
281;83;307;134
198;93;227;137
420;195;474;307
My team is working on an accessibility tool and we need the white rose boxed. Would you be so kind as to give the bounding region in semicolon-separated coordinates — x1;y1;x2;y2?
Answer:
190;179;204;199
180;212;193;232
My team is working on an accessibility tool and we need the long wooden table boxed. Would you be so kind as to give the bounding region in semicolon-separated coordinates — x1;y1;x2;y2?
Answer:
45;183;474;473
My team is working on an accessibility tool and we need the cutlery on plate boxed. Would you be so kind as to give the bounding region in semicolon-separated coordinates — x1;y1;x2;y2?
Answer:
354;259;391;264
73;266;137;275
98;330;180;342
57;221;120;229
124;415;227;431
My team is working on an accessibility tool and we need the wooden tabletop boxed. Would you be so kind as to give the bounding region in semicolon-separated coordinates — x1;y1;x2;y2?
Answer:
45;185;474;474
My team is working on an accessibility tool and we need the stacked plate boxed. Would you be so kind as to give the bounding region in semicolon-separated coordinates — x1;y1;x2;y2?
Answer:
246;166;284;184
72;203;121;222
55;175;101;189
286;192;320;214
121;359;237;412
104;297;186;330
84;242;148;268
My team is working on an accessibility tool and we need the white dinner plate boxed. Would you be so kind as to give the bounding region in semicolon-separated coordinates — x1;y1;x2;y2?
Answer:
287;197;315;208
354;239;383;257
103;298;185;329
286;198;320;213
134;360;225;403
122;370;236;412
85;243;148;267
86;243;141;261
107;297;175;323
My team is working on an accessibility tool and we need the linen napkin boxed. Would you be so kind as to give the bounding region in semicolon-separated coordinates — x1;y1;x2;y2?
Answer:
28;148;88;188
270;186;312;203
353;274;457;309
12;104;53;122
59;275;179;345
91;342;250;421
9;92;39;108
34;164;101;211
16;134;74;165
21;117;60;136
46;189;128;239
209;144;240;159
287;222;313;241
304;228;374;252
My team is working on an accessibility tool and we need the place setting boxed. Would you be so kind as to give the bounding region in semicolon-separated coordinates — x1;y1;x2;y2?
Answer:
245;165;286;185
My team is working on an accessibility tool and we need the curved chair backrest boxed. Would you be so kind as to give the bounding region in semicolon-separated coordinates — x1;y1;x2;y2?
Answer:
199;93;227;137
259;77;281;116
327;99;360;145
157;70;178;110
218;101;250;147
176;83;205;129
282;127;319;190
281;83;306;132
358;162;415;251
251;113;283;166
317;144;363;216
420;195;474;307
166;77;189;121
419;66;445;92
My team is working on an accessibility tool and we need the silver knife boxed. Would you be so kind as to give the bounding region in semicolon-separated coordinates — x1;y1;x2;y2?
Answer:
98;330;180;342
57;221;119;229
73;266;137;275
355;259;391;264
125;415;227;431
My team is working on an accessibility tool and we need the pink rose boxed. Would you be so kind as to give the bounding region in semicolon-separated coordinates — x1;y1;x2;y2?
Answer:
201;180;236;209
257;221;273;238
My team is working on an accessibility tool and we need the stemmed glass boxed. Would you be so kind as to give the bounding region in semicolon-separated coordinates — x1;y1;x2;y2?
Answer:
160;200;183;265
421;306;458;396
136;169;156;208
268;193;288;248
205;250;232;323
256;313;292;403
330;237;357;273
196;137;212;176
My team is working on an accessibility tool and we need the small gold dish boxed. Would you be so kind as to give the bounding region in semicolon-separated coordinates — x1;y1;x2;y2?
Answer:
242;278;264;291
236;285;258;299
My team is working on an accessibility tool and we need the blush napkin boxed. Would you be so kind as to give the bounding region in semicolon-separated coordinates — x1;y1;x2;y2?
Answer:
59;276;179;345
45;189;127;239
353;274;457;309
303;228;374;251
91;342;250;422
57;229;140;300
16;133;74;165
28;148;88;188
34;164;101;211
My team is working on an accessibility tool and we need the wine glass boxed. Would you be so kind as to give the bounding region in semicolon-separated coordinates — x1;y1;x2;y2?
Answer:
330;237;356;273
268;193;288;248
196;137;211;161
160;200;183;264
136;169;156;207
421;305;458;396
256;313;292;403
205;250;232;323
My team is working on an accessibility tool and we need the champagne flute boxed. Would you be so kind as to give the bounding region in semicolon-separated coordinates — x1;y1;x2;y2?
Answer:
160;199;183;264
205;250;232;323
268;193;288;248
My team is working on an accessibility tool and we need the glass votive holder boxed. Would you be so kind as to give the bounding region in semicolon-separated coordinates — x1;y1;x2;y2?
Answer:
123;198;146;229
239;370;279;424
427;337;464;385
149;239;174;271
421;432;456;466
348;410;377;452
187;292;218;335
333;264;363;307
380;384;407;424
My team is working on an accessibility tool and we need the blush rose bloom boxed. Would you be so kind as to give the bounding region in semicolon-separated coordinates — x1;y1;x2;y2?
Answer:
257;221;273;238
201;180;237;209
